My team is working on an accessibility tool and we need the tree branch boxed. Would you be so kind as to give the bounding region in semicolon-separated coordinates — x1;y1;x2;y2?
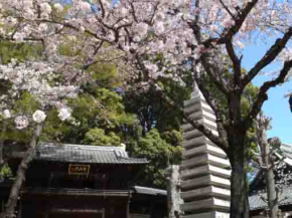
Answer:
247;60;292;122
218;0;236;19
242;27;292;86
225;40;242;86
195;79;228;145
97;0;105;18
200;55;230;95
0;121;7;168
159;89;229;153
203;0;258;46
0;124;43;218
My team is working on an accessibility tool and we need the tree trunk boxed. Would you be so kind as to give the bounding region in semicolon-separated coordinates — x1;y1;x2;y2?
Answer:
0;124;43;218
257;115;279;218
167;165;181;218
229;131;250;218
0;121;7;168
262;142;278;218
265;165;278;218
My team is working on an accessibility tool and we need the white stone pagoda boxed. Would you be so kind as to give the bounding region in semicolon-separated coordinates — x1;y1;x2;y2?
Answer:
180;88;231;218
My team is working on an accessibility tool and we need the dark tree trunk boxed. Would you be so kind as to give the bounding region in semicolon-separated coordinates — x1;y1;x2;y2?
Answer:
257;115;279;218
0;124;42;218
265;166;278;218
263;141;278;218
229;127;250;218
0;121;7;168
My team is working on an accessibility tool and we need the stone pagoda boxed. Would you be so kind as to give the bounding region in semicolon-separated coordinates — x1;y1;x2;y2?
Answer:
180;88;231;218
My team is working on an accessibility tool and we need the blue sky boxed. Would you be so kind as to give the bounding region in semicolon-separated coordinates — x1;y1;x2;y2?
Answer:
241;38;292;144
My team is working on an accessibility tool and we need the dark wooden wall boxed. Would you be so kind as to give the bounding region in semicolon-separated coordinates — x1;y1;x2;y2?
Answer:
21;194;129;218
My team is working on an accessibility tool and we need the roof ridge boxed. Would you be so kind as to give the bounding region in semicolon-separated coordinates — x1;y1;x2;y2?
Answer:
39;143;126;151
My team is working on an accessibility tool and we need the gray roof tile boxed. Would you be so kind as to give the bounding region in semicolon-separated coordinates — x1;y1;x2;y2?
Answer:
35;143;148;164
249;143;292;211
249;186;292;210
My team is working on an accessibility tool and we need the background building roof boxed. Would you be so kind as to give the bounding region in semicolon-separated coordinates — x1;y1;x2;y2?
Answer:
249;143;292;211
249;186;292;211
34;143;148;164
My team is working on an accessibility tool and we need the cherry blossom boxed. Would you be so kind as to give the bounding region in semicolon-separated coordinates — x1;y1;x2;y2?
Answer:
2;110;11;119
32;110;47;123
14;116;29;130
58;107;72;121
1;1;292;216
77;1;91;12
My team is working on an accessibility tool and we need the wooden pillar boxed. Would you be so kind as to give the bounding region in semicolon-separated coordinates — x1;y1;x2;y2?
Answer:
127;192;131;218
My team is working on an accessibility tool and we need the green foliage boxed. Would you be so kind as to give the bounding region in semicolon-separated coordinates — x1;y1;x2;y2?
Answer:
201;68;259;153
0;92;41;143
87;62;122;89
162;129;183;146
0;163;12;180
0;41;43;64
1;39;187;189
124;78;192;134
13;92;40;114
42;64;136;145
84;128;121;146
41;109;72;142
130;129;182;188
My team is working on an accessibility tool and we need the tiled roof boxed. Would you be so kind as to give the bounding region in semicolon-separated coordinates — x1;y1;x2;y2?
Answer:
133;186;167;196
34;143;148;164
280;143;292;165
249;186;292;210
249;143;292;211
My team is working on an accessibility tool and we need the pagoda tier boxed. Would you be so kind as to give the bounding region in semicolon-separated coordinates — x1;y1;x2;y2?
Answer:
180;90;231;218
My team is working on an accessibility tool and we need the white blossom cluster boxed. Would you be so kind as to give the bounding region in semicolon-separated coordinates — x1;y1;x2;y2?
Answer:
0;0;291;127
0;60;78;104
0;0;291;83
0;60;78;129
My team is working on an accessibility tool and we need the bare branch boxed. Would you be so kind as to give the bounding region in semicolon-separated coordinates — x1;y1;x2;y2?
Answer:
40;19;112;43
225;40;242;85
159;89;229;153
200;55;230;95
97;0;105;18
242;27;292;86
195;78;228;145
218;0;236;19
203;0;258;46
130;2;139;23
247;60;292;122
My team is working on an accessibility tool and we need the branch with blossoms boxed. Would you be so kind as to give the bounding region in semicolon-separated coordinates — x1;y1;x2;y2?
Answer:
129;56;229;153
0;59;78;218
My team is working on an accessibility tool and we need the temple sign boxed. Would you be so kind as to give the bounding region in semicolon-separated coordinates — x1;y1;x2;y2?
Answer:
68;164;90;176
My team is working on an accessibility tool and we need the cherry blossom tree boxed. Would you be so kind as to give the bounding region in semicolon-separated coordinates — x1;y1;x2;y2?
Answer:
1;0;292;217
0;60;78;218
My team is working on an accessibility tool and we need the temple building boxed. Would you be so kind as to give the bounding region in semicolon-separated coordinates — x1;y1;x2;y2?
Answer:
0;143;167;218
249;143;292;218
